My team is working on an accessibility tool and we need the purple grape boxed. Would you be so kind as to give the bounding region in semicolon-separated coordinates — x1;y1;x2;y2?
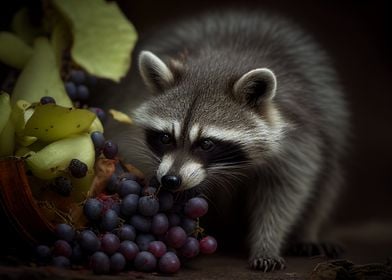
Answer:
103;141;118;159
65;82;77;100
71;244;83;263
116;224;136;241
179;237;199;258
148;241;167;258
68;159;88;178
89;107;106;122
199;236;217;254
35;245;51;262
119;240;139;261
118;172;137;182
184;197;208;219
111;201;121;215
118;180;141;197
100;209;119;231
158;191;174;211
54;223;75;243
136;233;155;251
120;194;139;216
52;256;70;268
151;213;169;235
106;174;119;194
167;213;181;227
53;240;72;258
69;69;86;84
138;196;159;217
83;198;103;221
134;251;157;272
76;84;89;100
181;218;197;235
143;186;156;195
101;233;120;255
91;131;105;152
110;252;126;273
90;251;110;274
129;214;151;233
51;176;72;196
40;96;56;105
165;226;187;248
158;252;180;274
79;230;100;254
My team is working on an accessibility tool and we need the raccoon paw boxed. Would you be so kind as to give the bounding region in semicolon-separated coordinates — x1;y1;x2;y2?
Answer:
249;256;286;272
286;241;344;258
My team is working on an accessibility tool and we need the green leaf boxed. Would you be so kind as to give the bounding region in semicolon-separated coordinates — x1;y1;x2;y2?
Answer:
11;37;73;107
0;32;33;69
53;0;138;82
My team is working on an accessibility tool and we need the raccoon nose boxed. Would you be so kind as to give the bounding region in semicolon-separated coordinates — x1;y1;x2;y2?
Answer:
161;175;182;190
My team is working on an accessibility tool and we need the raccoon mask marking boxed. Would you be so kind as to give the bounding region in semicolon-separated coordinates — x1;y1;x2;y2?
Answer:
134;50;286;191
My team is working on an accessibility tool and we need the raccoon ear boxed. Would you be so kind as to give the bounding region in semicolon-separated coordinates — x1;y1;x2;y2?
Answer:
139;51;174;92
233;68;277;107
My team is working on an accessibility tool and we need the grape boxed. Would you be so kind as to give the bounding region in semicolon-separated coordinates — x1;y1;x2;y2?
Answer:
90;251;110;275
71;244;83;264
79;230;100;254
179;237;199;258
167;213;181;227
51;176;72;196
103;141;118;159
118;172;138;182
68;159;88;178
158;191;174;211
53;240;72;258
116;224;136;241
181;218;197;235
120;194;139;216
105;174;118;194
65;82;77;100
100;209;119;231
83;198;103;221
184;197;208;219
138;196;159;216
129;214;151;233
135;233;155;251
165;226;187;248
54;223;75;243
52;256;71;268
151;213;169;235
134;251;157;272
199;236;217;254
76;84;90;100
89;107;106;122
158;252;180;274
100;233;120;255
148;241;167;258
91;131;105;152
118;180;141;197
69;69;86;84
110;252;126;273
35;245;51;262
111;201;121;215
40;96;56;105
118;240;139;261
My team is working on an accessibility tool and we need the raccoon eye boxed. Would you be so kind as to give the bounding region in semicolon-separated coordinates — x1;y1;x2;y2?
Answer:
200;139;215;151
160;133;172;144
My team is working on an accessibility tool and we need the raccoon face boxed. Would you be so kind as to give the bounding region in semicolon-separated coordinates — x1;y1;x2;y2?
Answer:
133;51;286;192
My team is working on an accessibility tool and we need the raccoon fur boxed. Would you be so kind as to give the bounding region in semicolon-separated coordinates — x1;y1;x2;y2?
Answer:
102;10;350;272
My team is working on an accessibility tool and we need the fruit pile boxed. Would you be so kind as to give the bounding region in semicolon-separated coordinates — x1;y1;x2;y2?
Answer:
36;152;217;274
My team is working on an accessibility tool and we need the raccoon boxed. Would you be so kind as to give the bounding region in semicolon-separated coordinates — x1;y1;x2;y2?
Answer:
103;10;349;272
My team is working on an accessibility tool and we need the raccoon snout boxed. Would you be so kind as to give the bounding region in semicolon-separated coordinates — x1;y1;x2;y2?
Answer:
161;175;182;190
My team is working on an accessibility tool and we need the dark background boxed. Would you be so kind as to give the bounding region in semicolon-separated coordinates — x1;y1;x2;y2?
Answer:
114;0;392;226
1;0;391;225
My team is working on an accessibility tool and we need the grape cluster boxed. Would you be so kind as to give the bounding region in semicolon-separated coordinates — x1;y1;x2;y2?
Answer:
64;69;96;104
35;137;217;274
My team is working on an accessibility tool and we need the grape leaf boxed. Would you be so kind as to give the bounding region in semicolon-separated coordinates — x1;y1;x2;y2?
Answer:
53;0;138;82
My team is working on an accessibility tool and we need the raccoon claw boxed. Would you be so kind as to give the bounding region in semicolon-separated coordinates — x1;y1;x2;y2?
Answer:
286;241;344;258
249;256;286;272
